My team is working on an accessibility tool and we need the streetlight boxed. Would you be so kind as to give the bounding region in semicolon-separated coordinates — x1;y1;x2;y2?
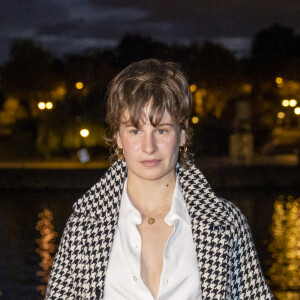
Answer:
75;82;84;90
80;129;89;138
191;116;199;124
46;102;53;109
295;107;300;115
289;99;297;107
276;77;283;88
282;99;289;107
190;84;197;93
38;102;46;110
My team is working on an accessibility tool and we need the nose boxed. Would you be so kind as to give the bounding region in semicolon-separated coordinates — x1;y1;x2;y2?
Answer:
141;133;156;154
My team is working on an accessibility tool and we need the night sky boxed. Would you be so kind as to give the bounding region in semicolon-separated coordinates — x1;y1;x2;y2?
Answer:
0;0;299;63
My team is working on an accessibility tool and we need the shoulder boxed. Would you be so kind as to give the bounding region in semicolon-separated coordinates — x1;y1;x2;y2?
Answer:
215;197;253;242
72;161;127;219
218;197;248;225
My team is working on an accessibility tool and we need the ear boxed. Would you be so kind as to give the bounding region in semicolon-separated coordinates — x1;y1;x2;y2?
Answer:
180;129;186;146
116;131;123;148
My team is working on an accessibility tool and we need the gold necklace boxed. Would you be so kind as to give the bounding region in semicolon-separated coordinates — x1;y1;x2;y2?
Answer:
140;209;170;225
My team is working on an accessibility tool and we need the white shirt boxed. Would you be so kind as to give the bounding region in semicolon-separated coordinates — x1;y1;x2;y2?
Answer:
104;177;202;300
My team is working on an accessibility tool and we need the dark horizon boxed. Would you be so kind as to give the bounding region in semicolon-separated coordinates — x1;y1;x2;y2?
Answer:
0;0;299;64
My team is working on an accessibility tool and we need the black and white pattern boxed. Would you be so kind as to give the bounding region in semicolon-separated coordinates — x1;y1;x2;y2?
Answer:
46;160;274;300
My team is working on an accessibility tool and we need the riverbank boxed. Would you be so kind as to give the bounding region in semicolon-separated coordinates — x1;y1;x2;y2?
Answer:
1;156;300;190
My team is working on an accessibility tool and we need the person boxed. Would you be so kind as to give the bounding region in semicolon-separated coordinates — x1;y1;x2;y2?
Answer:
46;59;274;299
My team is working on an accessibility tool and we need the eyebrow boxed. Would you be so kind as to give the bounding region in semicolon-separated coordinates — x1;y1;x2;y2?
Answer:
124;122;174;128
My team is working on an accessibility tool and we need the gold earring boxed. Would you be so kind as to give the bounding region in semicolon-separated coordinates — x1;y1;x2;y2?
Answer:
115;146;124;161
181;145;188;159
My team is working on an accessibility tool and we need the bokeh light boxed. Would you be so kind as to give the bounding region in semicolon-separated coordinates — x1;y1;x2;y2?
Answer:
277;112;285;119
294;107;300;115
276;77;283;85
289;99;297;107
282;99;290;107
38;102;46;110
46;102;53;109
75;82;84;90
191;116;199;124
190;84;197;92
80;129;89;138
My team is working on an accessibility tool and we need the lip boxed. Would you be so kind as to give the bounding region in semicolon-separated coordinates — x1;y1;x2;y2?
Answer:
140;159;161;167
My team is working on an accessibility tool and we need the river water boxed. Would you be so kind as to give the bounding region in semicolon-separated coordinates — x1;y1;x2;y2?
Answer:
0;187;299;299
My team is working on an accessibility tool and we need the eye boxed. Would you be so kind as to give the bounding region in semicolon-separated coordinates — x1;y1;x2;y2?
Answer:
156;128;168;135
130;129;141;135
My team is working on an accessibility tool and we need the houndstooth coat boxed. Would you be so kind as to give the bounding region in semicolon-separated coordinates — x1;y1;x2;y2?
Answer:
46;160;274;300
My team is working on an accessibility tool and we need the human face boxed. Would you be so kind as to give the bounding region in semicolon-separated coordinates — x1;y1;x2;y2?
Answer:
116;109;185;182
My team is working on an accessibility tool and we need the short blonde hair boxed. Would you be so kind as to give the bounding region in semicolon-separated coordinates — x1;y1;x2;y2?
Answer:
106;58;193;167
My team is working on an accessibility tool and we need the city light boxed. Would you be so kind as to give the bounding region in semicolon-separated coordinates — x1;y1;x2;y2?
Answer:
282;99;290;107
75;82;84;90
38;102;46;110
80;129;89;138
294;107;300;115
46;102;53;109
190;84;197;92
276;77;283;85
191;116;199;124
277;112;285;119
289;99;297;107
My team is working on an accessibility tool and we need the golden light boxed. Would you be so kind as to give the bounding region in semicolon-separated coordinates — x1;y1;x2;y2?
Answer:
289;99;297;107
38;102;46;110
242;84;252;94
75;82;84;90
56;86;67;97
46;102;53;109
294;107;300;115
276;77;283;85
282;99;290;107
191;116;199;124
190;84;197;93
277;112;285;119
80;129;89;138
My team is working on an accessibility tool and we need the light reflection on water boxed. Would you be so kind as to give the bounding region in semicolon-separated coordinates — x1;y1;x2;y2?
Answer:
36;209;58;298
269;195;300;300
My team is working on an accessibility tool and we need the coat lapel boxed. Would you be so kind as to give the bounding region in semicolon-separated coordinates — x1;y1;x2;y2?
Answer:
178;164;231;299
73;160;127;299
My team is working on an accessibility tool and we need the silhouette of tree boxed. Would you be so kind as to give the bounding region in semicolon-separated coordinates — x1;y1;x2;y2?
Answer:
116;34;155;67
251;24;295;79
1;39;60;115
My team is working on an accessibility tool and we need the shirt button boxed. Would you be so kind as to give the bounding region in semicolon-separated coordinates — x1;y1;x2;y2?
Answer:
132;244;138;249
133;275;138;281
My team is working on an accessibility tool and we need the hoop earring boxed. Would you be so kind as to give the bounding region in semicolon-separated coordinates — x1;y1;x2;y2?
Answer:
181;145;188;159
115;146;124;161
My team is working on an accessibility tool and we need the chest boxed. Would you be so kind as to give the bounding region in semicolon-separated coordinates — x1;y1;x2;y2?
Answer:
138;218;173;268
138;218;174;258
137;218;174;297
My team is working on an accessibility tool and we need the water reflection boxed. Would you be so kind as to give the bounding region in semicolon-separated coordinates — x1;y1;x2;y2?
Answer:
36;209;58;298
269;195;300;299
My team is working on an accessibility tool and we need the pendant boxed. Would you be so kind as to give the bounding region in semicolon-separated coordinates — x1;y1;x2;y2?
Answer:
148;217;155;225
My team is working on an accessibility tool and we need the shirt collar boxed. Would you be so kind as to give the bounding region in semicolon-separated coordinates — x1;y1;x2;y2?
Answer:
118;176;190;226
167;176;190;226
119;178;138;220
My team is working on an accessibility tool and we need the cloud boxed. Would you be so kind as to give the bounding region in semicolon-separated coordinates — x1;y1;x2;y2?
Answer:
0;0;299;63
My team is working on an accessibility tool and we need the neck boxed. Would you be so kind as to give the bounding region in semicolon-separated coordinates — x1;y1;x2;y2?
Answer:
127;169;176;215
